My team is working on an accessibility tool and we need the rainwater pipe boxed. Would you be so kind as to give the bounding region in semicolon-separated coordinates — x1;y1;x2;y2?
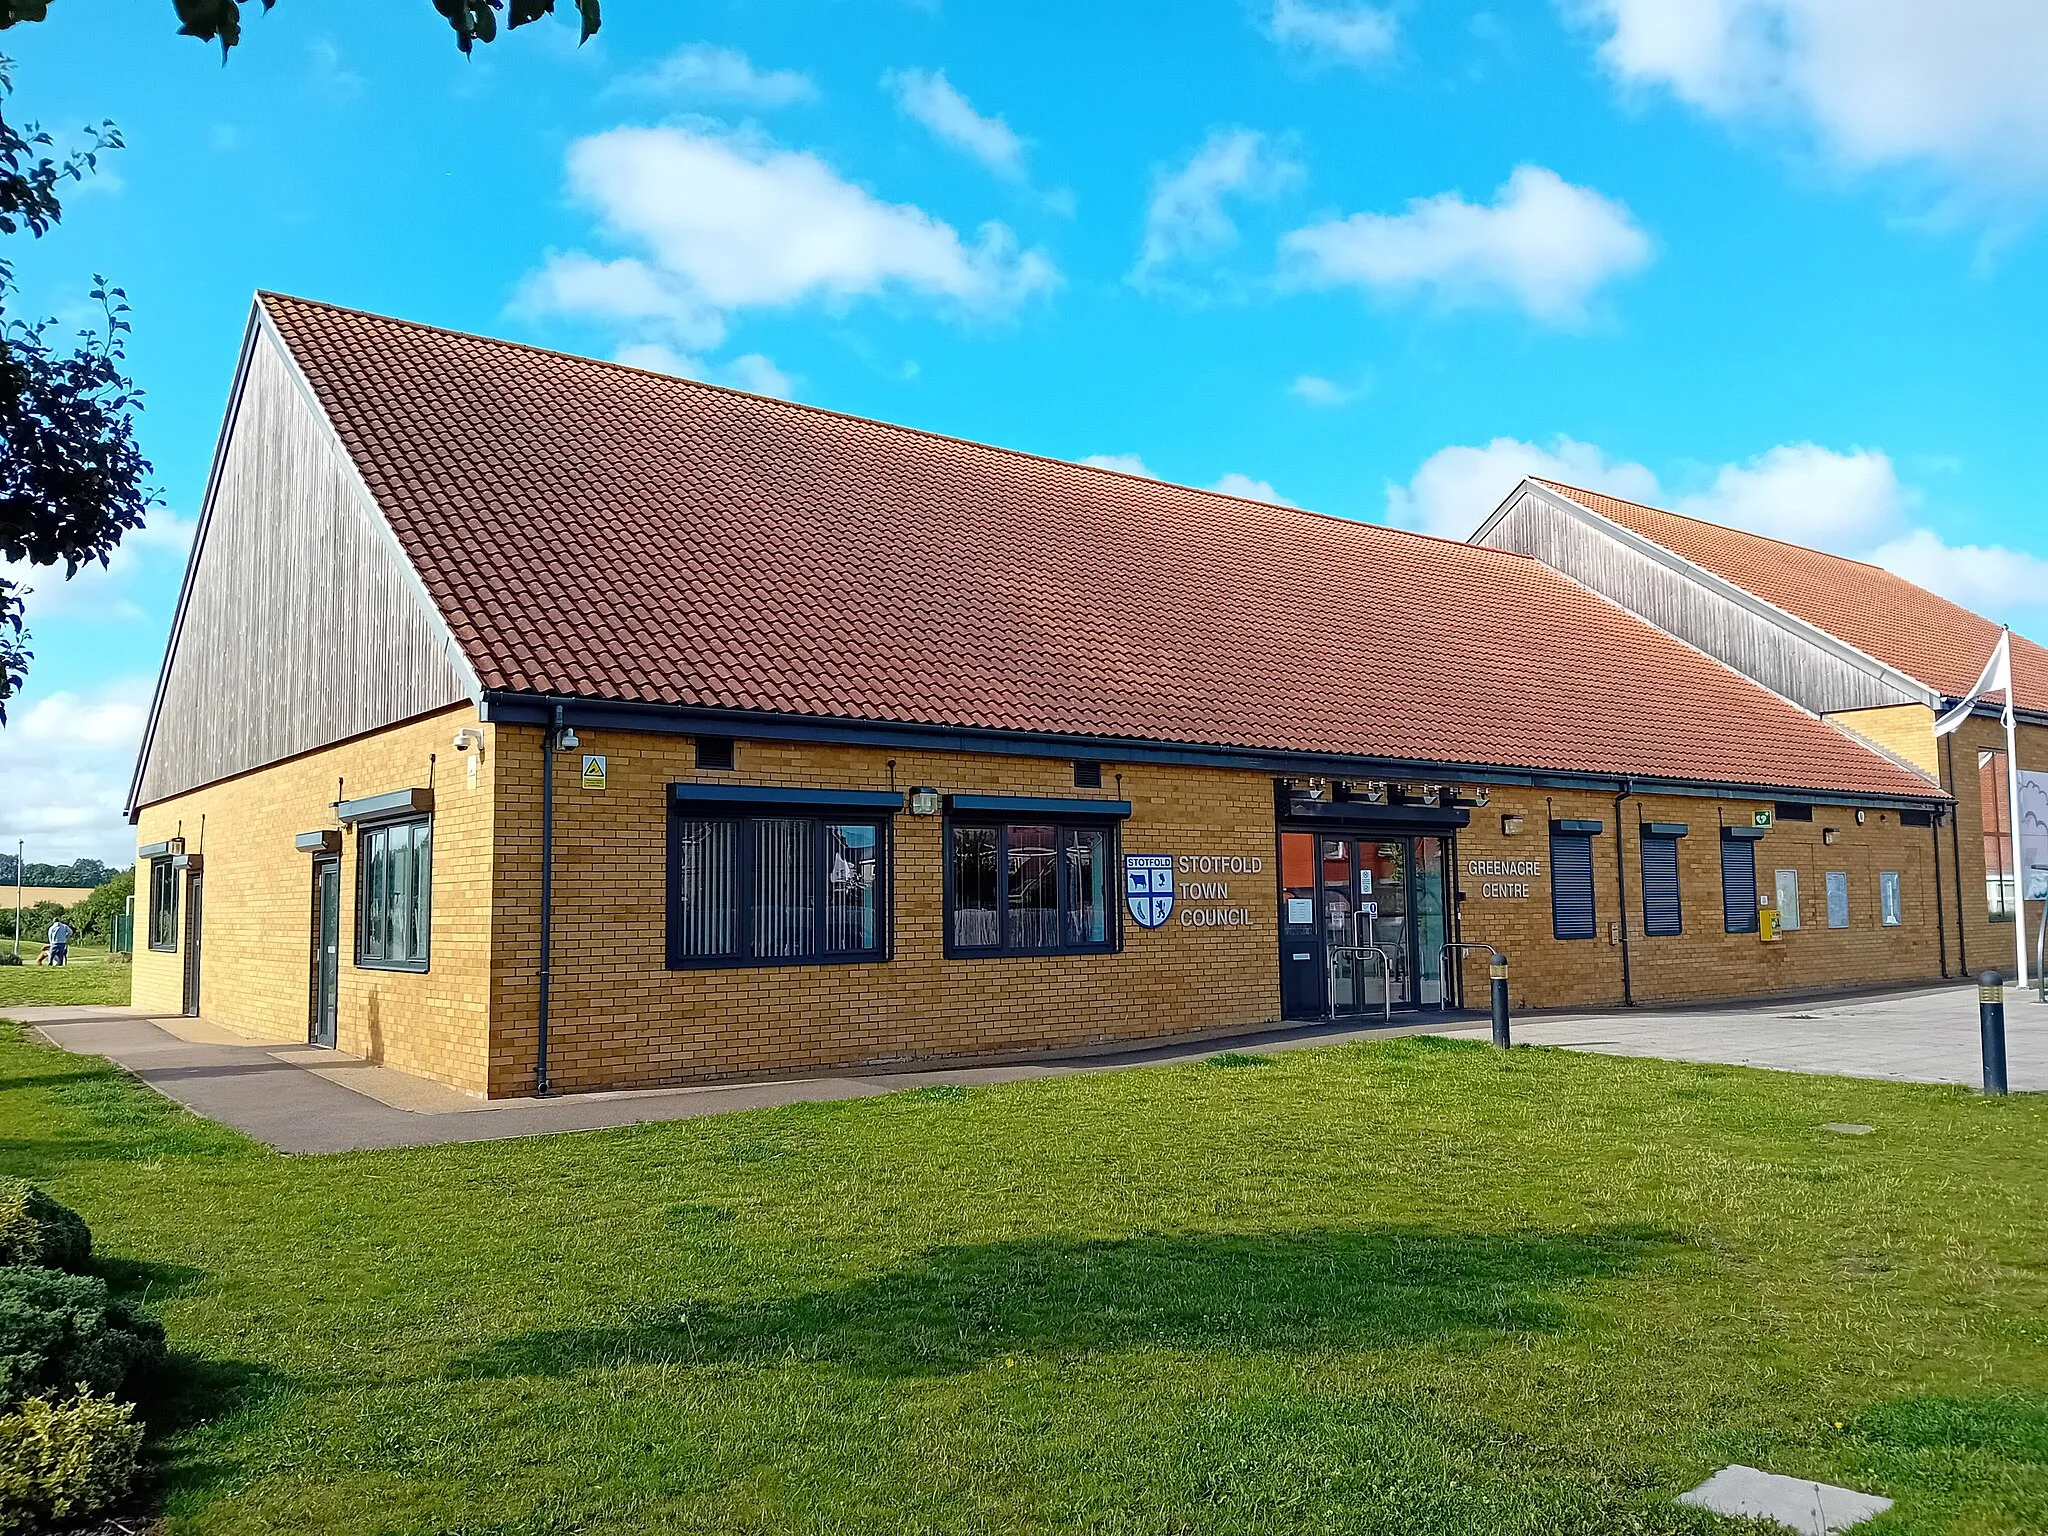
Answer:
536;702;564;1097
1613;779;1635;1007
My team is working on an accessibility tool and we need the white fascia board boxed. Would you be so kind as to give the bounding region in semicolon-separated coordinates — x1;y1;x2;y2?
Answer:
1483;479;1941;710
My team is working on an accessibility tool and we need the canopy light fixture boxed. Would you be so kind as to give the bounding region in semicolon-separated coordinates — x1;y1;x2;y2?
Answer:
908;786;941;816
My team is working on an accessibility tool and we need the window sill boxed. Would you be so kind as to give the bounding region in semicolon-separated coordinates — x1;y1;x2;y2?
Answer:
356;960;430;974
666;952;889;971
943;946;1122;960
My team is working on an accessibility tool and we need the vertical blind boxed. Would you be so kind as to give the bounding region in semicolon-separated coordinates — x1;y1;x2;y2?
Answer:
1640;835;1682;937
1550;833;1597;940
1720;836;1759;933
673;814;884;964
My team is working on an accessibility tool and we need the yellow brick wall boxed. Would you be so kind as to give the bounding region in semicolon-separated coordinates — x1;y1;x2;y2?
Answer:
132;705;496;1094
1828;704;1942;778
1446;787;1943;1010
483;730;1279;1097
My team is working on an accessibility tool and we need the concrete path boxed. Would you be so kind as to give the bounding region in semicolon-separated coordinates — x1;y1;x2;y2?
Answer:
1431;983;2048;1091
10;1005;1452;1155
12;981;2037;1155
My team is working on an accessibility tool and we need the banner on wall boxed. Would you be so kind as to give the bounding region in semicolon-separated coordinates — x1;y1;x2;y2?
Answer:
2021;770;2048;902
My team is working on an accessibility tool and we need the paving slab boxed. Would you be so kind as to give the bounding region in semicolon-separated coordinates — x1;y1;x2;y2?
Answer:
1677;1464;1891;1533
1432;983;2048;1091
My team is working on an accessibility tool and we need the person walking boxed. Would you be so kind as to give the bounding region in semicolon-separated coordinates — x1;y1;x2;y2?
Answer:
45;917;73;967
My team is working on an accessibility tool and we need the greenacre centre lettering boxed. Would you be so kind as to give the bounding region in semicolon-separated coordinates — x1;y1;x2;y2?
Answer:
1467;857;1541;900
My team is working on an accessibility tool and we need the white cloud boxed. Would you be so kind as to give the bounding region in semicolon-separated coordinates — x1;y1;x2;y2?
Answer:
613;342;797;399
1289;373;1355;406
1870;528;2048;642
1134;128;1304;283
884;68;1027;180
1265;0;1399;66
1210;472;1296;506
1571;0;2048;198
1386;435;1660;539
1080;453;1156;478
615;44;815;106
1672;443;1906;550
525;126;1057;336
1387;432;2048;642
1282;165;1653;324
2;511;196;627
0;675;152;865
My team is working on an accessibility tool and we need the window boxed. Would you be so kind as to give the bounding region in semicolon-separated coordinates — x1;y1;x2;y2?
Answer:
696;737;736;771
1880;871;1903;927
357;817;432;970
1981;748;2016;921
1721;836;1759;933
1640;834;1683;937
670;812;885;967
148;859;178;952
1774;868;1801;931
1825;870;1850;929
947;820;1117;956
1550;831;1597;940
1774;802;1815;823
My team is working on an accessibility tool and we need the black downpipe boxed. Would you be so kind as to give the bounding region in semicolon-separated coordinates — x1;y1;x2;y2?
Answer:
1945;732;1968;974
536;704;560;1097
1932;809;1949;979
1613;780;1635;1007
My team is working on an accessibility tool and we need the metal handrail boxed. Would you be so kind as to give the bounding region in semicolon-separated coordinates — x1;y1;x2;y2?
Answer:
1328;942;1394;1023
1439;941;1505;1012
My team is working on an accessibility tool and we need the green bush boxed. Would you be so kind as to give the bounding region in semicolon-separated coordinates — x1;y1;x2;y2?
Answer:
0;1271;162;1412
0;1185;90;1274
0;1392;142;1535
0;908;64;948
64;873;132;947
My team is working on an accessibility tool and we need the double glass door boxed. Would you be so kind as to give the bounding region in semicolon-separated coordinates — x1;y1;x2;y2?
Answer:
1279;832;1449;1018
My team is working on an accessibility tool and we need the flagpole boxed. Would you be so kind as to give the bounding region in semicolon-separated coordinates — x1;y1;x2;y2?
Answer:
2003;628;2029;989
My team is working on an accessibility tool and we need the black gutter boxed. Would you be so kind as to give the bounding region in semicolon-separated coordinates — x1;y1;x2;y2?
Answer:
1932;807;1949;979
536;703;560;1097
1614;781;1634;1007
477;691;1950;812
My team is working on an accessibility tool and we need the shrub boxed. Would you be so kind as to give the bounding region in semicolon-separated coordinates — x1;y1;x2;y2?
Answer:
0;1392;142;1535
0;1185;89;1274
0;1271;162;1412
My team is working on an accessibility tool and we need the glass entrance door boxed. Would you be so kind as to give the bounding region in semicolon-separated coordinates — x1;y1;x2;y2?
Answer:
1278;830;1454;1019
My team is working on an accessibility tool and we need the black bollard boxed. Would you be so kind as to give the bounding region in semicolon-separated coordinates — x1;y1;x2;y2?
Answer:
1979;971;2009;1097
1490;952;1511;1049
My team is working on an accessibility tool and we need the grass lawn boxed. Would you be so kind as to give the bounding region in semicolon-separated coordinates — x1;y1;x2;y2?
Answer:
3;1021;2046;1534
0;940;131;1007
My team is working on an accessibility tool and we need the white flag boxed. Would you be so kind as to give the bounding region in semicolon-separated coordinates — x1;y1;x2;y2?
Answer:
1933;628;2012;736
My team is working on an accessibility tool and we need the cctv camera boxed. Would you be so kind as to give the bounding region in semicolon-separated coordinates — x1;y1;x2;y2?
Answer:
453;729;481;751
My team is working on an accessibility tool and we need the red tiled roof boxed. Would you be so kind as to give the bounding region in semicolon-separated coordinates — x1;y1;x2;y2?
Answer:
1537;480;2048;713
256;294;1939;800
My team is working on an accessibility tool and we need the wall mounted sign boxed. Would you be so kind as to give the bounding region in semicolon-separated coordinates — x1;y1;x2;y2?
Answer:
581;754;607;791
1173;851;1258;928
1753;808;1773;828
1466;857;1540;899
1125;854;1175;928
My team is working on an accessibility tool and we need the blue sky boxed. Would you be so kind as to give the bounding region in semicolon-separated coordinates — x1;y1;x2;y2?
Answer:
4;0;2047;862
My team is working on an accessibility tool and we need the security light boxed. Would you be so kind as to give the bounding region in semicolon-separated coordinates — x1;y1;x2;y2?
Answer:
908;786;941;816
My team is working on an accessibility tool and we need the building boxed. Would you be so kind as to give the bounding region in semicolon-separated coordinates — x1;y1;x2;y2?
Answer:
127;296;1949;1098
1476;478;2048;980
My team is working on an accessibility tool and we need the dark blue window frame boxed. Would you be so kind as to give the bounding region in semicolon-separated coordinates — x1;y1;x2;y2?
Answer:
665;785;900;971
943;817;1124;959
